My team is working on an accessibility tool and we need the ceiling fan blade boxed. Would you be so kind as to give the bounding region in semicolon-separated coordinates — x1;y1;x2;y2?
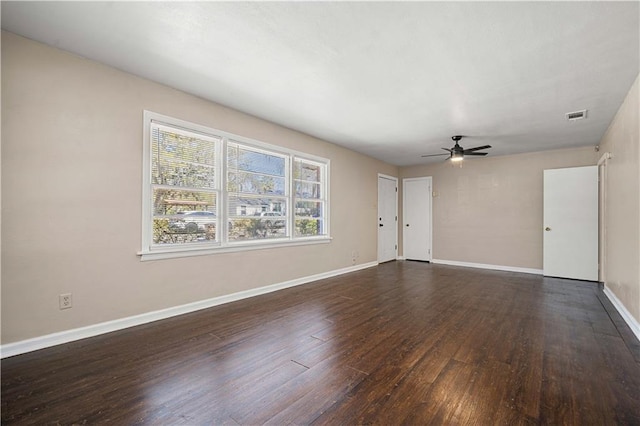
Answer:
442;147;452;153
463;145;492;153
421;153;450;157
464;152;488;156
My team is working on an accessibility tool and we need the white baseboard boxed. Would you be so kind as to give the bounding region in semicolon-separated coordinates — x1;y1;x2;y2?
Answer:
431;259;543;275
603;286;640;343
1;261;378;359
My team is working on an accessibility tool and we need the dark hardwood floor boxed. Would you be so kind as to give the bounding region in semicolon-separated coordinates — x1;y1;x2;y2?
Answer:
2;261;639;425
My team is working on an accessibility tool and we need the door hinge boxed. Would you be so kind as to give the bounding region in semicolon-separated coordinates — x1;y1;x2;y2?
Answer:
395;245;397;250
396;187;398;192
395;216;397;221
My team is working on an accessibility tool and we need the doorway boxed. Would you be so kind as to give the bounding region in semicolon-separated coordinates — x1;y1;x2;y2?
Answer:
377;174;398;263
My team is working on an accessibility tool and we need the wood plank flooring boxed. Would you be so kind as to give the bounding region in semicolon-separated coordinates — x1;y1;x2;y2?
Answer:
2;261;639;425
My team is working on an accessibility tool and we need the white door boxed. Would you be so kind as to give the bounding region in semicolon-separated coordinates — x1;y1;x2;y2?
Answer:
403;177;432;261
543;166;598;280
378;175;397;263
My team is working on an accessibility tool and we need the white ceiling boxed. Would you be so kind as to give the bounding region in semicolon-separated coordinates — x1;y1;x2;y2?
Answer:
2;1;639;166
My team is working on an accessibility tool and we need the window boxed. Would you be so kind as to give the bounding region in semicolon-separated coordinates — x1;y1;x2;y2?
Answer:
227;142;288;242
141;111;330;260
149;123;221;246
294;158;327;237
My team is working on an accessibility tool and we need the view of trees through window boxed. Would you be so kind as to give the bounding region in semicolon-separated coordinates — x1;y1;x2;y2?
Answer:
145;115;328;252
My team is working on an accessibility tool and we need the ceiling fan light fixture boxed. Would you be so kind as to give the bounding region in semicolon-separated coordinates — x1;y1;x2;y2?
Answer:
450;152;464;162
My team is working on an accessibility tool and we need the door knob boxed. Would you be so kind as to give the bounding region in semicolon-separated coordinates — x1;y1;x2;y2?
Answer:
545;227;551;231
406;224;410;227
379;224;384;227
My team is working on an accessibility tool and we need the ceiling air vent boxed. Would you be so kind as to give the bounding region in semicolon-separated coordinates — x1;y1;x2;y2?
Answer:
566;109;588;121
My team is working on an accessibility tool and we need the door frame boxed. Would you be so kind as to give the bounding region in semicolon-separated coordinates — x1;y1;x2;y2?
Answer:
377;173;398;263
402;176;433;261
597;152;612;283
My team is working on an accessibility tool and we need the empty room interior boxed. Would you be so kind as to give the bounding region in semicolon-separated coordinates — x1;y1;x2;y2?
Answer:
2;2;639;425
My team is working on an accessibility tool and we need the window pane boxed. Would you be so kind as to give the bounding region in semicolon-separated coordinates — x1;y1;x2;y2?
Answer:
152;189;217;245
294;160;322;182
153;218;216;245
228;196;287;241
295;200;323;218
295;181;321;199
228;171;286;195
295;218;324;237
152;125;218;188
153;188;216;216
228;196;286;218
229;218;287;241
228;144;285;176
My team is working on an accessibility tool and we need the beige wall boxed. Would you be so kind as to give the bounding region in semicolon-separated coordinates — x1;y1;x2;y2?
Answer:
1;32;398;344
399;147;598;269
598;74;640;323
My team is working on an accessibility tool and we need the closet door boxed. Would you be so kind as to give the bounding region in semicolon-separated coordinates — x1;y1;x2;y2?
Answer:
403;177;432;261
543;166;598;280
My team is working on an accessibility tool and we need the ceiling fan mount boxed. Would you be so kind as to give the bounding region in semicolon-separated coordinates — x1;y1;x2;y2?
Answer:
422;135;492;162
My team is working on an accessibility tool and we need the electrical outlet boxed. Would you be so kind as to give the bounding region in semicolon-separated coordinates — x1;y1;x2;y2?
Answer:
59;293;72;310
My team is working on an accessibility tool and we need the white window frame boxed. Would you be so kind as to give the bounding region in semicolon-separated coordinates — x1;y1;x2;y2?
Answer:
139;111;330;261
293;156;329;238
226;140;290;245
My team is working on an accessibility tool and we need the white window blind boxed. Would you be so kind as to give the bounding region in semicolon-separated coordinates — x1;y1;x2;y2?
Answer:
150;123;220;246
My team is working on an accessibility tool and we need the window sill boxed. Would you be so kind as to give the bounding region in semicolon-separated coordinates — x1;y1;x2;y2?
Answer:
138;237;332;261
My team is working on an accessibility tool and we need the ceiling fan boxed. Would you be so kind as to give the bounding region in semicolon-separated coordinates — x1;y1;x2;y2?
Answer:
422;135;492;162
